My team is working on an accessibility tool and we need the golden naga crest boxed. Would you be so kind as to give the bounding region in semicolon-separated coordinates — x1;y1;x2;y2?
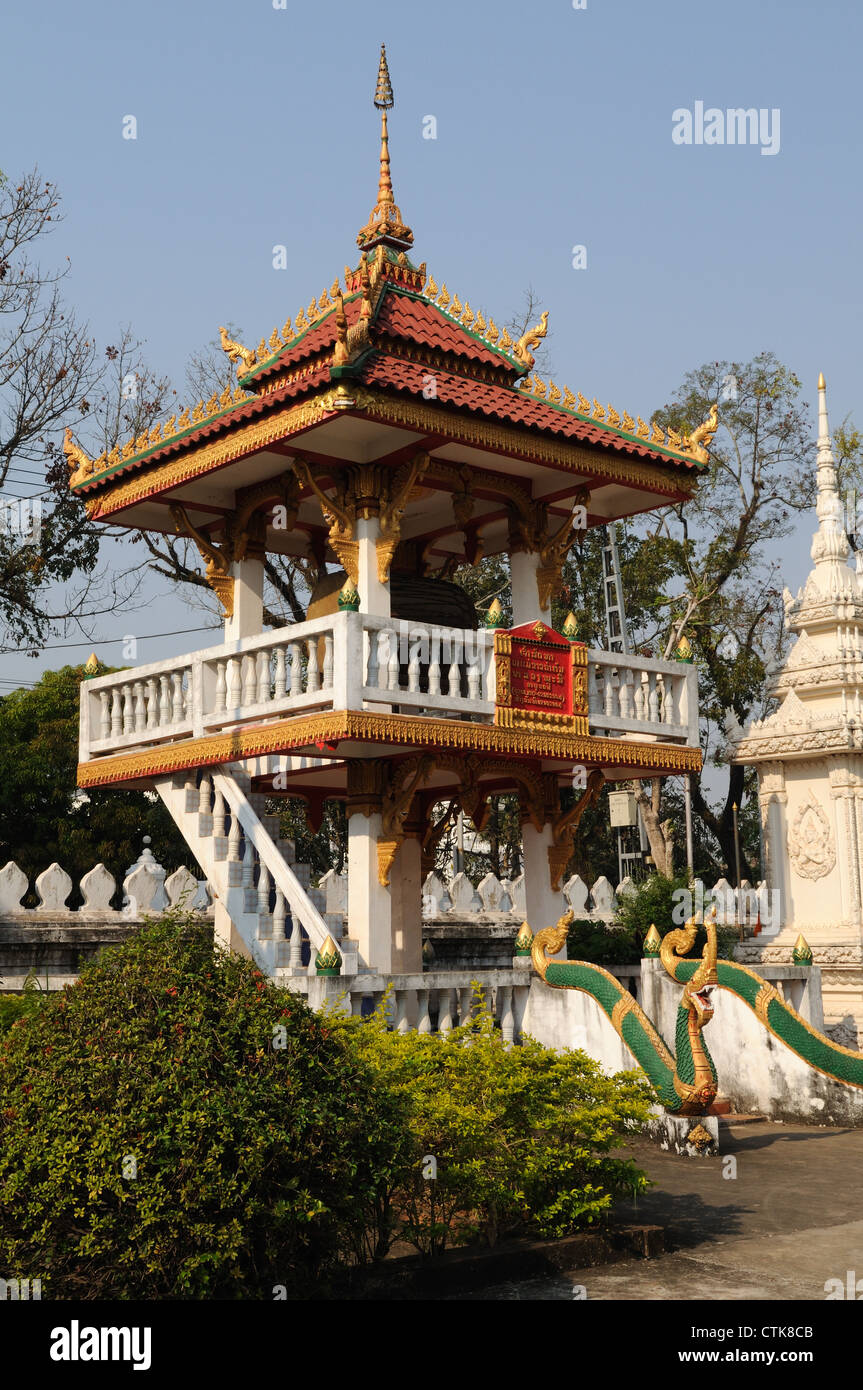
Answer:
660;906;719;1026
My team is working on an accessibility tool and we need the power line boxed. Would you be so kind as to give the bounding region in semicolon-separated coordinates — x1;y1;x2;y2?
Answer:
2;623;220;654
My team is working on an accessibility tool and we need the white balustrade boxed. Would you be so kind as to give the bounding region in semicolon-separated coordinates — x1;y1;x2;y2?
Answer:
79;610;698;766
588;650;698;745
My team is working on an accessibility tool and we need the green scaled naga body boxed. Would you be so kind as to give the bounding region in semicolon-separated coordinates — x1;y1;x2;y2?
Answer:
532;910;718;1115
532;907;863;1111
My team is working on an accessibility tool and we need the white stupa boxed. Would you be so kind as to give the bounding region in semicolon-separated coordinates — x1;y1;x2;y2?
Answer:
730;375;863;1045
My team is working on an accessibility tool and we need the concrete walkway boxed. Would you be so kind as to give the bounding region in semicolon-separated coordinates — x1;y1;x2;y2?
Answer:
464;1120;863;1300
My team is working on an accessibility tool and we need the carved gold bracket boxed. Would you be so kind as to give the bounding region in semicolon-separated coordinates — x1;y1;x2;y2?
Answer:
547;769;604;890
376;451;429;582
170;502;235;618
378;754;435;886
293;452;430;588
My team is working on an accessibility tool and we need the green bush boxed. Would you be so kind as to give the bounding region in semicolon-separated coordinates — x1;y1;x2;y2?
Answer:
0;977;47;1037
613;873;738;959
0;911;406;1299
565;917;640;965
332;989;652;1256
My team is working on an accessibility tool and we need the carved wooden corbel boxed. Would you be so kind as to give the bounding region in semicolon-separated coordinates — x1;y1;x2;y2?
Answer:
378;754;435;887
170;502;235;618
376;451;429;583
293;456;360;586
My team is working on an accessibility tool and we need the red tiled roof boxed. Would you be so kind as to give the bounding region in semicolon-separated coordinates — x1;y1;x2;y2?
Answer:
374;292;516;373
358;353;701;472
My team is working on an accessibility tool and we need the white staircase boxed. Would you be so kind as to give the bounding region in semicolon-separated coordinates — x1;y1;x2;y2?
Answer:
155;768;345;979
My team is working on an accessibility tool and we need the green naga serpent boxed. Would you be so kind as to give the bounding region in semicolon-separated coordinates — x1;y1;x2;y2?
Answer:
532;908;863;1115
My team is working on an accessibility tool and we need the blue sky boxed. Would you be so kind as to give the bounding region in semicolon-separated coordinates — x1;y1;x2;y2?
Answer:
2;0;860;685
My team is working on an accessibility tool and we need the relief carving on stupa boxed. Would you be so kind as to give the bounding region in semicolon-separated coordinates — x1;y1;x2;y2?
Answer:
788;795;836;881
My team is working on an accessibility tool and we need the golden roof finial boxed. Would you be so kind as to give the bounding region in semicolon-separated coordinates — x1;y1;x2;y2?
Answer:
357;44;413;251
818;371;826;391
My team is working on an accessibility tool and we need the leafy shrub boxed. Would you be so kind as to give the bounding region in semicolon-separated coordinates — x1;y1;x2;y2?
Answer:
613;873;738;959
0;977;46;1037
565;917;640;965
332;989;652;1256
0;911;406;1299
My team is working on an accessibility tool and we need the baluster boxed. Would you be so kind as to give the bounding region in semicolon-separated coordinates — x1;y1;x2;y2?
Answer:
458;986;473;1028
323;633;334;688
226;658;240;711
183;670;192;718
273;886;286;939
133;682;146;732
257;861;271;920
467;660;481;700
214;662;227;713
604;669;615;718
366;628;379;688
417;989;431;1034
110;688;123;737
659;675;671;723
448;654;460;697
227;813;242;869
120;684;133;734
242;836;255;898
634;673;647;721
273;647;287;699
619;669;633;719
395;991;410;1034
145;677;158;728
387;631;400;691
171;672;184;723
198;775;212;817
257;649;271;704
428;634;441;695
158;675;171;725
213;787;226;838
408;637;421;693
290;642;303;697
289;916;303;970
99;690;111;739
437;988;453;1036
306;637;320;692
499;986;514;1046
242;654;257;706
648;674;660;722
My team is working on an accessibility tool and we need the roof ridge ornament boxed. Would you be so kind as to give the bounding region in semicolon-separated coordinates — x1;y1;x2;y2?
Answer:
357;44;414;252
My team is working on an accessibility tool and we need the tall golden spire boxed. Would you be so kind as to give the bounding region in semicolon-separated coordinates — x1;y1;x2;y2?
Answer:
357;43;413;251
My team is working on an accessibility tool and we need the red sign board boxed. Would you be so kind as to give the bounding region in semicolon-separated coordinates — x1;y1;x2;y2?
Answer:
494;621;587;733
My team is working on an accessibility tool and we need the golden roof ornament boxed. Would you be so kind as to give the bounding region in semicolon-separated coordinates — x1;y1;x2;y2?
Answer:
484;596;505;628
676;635;694;663
792;933;813;966
82;652;102;679
514;921;534;956
512;311;549;373
562;611;579;641
643;924;662;957
356;44;414;251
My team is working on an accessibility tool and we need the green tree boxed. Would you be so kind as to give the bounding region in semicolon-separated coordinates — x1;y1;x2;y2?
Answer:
0;912;406;1297
0;666;189;896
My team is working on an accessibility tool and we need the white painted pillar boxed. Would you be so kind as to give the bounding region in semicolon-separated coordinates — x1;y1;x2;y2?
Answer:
347;811;392;972
521;821;565;953
510;549;545;625
390;835;423;973
224;557;264;642
356;517;390;617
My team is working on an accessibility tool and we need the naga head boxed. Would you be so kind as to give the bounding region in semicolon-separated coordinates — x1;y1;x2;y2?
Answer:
683;905;719;1026
531;910;573;979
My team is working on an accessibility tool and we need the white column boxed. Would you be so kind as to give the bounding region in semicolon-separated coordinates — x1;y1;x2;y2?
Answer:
521;821;564;953
391;835;423;973
224;557;264;642
510;549;545;625
347;811;392;972
356;517;390;617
